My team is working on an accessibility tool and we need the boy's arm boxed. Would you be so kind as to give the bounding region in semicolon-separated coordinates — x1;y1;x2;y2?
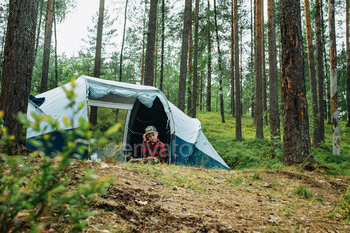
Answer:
141;141;148;158
159;143;167;162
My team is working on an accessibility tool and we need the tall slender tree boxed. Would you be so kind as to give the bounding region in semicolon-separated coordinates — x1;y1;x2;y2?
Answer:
234;0;242;139
160;0;165;91
255;0;263;138
280;0;312;165
0;0;38;149
141;0;147;84
187;9;193;115
144;0;158;86
328;0;340;155
230;0;235;118
53;7;58;87
268;0;280;141
90;0;105;125
119;0;129;82
261;1;268;126
315;0;325;140
304;0;320;146
178;0;191;111
191;0;199;118
346;0;350;127
40;0;55;93
213;0;225;123
34;0;44;58
251;0;255;119
206;0;212;112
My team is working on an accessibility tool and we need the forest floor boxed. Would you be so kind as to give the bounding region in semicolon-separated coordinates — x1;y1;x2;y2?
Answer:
53;160;350;233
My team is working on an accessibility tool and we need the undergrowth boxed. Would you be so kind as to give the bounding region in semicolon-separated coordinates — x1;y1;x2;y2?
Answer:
0;80;113;232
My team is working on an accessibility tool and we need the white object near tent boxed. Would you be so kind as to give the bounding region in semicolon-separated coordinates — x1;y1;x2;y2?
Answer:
26;76;230;169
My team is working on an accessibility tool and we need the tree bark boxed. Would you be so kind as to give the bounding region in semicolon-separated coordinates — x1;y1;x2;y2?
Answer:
280;0;311;165
119;0;129;82
40;0;55;93
321;0;330;124
141;0;147;84
206;0;212;112
255;0;263;138
346;0;350;127
90;0;105;125
187;10;193;115
34;0;44;59
304;0;320;146
144;0;158;86
230;0;235;118
191;0;199;118
315;0;325;139
268;0;280;141
328;0;340;155
54;7;58;88
261;2;268;126
213;0;225;123
251;0;255;119
234;0;242;140
178;0;191;111
160;0;165;91
0;0;38;149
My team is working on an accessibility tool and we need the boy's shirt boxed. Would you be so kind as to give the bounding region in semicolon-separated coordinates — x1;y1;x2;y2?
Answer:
141;140;167;162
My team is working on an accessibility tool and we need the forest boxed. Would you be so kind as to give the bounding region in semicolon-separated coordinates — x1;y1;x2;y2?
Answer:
0;0;350;232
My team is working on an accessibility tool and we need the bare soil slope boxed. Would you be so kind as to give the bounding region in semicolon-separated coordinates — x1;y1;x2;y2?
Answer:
68;161;350;232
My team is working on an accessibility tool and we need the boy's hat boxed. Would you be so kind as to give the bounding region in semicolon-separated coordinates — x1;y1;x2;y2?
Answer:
145;126;157;135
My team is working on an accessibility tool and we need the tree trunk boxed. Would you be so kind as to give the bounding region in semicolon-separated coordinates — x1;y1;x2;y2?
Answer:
214;0;225;123
346;0;350;127
321;0;331;124
119;0;129;82
234;0;241;139
153;33;158;86
206;0;212;112
261;2;268;126
268;0;281;141
230;0;235;118
255;0;263;138
187;11;193;115
178;0;191;111
0;0;38;149
304;0;321;147
54;7;58;88
40;0;55;93
144;0;158;86
90;0;105;125
191;0;199;118
251;0;255;119
34;0;44;59
328;0;340;155
141;0;147;84
280;0;311;165
200;70;203;111
315;0;325;139
160;0;165;91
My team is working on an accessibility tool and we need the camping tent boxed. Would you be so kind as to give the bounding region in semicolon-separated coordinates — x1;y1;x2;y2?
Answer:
26;76;230;169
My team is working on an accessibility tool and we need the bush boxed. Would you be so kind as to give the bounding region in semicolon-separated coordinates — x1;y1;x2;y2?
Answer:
0;80;113;232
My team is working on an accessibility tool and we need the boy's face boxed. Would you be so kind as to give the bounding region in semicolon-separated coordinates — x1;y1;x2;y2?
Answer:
146;132;158;143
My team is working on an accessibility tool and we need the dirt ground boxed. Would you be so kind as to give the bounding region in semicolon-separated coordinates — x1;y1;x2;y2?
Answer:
57;161;350;232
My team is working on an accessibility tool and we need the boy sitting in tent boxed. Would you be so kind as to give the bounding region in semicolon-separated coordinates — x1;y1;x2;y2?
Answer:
141;126;167;163
129;126;167;164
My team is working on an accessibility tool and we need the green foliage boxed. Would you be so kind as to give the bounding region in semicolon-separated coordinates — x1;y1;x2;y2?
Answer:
339;186;350;221
294;185;313;200
0;80;112;232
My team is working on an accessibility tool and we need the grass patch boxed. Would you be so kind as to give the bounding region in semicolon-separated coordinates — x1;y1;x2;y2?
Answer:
294;185;313;199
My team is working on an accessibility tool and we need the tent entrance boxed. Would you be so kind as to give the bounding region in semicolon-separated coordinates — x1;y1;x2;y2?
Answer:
125;97;170;159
